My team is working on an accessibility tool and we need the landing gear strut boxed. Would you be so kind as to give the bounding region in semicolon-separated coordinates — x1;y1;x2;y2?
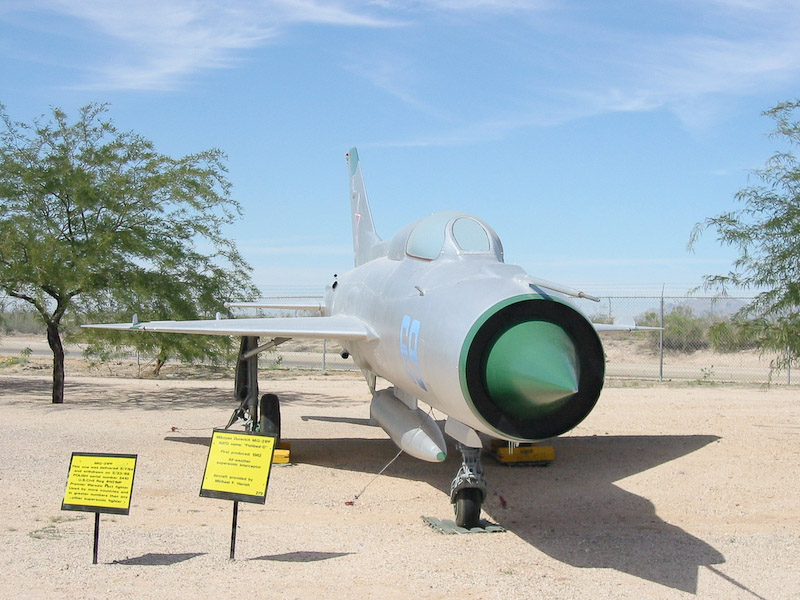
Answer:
450;444;487;528
226;336;260;430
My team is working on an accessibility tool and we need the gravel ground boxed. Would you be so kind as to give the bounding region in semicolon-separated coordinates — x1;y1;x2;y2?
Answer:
0;368;798;600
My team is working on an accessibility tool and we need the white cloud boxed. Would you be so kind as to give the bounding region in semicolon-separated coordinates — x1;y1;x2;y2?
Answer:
589;31;800;132
6;0;800;134
366;0;549;11
377;1;800;146
15;0;398;90
419;0;550;11
48;0;549;92
567;3;800;124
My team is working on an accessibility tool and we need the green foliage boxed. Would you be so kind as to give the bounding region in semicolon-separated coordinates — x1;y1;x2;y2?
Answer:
690;99;800;370
661;306;708;352
79;264;248;374
0;103;258;397
0;350;31;368
699;366;715;381
636;311;660;328
707;319;758;353
638;306;763;354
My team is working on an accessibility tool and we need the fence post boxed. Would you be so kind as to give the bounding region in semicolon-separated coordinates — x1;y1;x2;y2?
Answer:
659;287;665;381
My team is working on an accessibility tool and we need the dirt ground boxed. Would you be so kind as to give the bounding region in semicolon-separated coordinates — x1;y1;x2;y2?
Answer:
0;360;798;599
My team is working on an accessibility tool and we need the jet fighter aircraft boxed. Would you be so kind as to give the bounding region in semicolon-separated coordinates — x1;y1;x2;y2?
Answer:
87;148;650;528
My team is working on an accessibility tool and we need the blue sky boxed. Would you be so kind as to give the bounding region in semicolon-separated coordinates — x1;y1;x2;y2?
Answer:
2;0;799;297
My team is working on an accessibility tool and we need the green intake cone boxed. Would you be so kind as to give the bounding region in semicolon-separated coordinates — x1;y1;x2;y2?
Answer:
485;321;579;420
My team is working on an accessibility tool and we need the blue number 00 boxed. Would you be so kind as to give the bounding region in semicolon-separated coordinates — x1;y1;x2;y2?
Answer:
400;315;427;391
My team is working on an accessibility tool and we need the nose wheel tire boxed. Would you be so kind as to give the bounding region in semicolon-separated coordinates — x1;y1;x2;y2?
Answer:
454;487;482;528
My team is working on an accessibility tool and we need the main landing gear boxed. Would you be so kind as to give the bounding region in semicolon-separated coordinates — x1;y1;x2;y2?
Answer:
226;336;282;439
450;444;487;529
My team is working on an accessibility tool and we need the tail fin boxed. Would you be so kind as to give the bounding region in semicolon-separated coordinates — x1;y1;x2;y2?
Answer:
347;148;382;266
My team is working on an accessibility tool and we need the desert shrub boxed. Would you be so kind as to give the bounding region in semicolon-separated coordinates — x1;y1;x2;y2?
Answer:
636;306;709;353
707;319;759;352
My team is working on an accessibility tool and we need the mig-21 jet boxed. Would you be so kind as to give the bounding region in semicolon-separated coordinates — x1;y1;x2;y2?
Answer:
87;148;651;528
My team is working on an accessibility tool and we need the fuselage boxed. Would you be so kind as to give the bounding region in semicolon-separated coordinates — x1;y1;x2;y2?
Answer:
326;211;606;443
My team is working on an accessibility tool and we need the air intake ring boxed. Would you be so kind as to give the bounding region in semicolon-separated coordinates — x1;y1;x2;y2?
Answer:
460;296;605;440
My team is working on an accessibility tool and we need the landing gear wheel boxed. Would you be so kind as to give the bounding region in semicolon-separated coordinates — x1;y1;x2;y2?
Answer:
454;487;482;528
259;393;281;439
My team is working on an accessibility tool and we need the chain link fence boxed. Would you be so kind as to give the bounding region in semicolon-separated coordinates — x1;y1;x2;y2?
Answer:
592;296;792;385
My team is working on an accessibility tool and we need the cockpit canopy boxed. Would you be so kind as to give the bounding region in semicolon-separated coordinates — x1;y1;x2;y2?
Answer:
387;211;504;262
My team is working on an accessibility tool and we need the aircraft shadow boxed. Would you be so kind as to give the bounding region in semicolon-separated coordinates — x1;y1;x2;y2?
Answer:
288;431;724;594
6;376;723;591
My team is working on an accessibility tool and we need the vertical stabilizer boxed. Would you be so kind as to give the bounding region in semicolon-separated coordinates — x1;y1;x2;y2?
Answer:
347;148;382;266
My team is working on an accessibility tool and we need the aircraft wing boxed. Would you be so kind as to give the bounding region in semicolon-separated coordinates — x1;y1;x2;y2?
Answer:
225;299;325;312
593;323;662;333
84;315;378;341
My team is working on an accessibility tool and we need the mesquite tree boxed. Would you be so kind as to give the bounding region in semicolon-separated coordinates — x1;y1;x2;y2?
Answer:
690;99;800;373
0;103;256;402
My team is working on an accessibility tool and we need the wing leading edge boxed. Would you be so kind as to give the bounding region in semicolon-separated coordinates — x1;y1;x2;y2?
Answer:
224;299;325;312
593;323;662;333
84;315;378;341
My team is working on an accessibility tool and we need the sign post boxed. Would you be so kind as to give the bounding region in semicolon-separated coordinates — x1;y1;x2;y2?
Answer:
200;430;276;559
61;453;137;564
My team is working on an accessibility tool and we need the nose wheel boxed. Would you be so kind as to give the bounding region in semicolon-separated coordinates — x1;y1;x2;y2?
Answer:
453;488;483;528
450;444;487;528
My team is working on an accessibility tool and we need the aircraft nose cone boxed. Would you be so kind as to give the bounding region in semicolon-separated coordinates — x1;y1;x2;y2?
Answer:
484;321;579;419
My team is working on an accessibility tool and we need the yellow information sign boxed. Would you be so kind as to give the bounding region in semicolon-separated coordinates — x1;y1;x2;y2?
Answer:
62;453;137;515
200;430;276;504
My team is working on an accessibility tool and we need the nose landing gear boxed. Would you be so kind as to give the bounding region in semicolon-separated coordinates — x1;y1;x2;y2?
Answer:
450;444;487;529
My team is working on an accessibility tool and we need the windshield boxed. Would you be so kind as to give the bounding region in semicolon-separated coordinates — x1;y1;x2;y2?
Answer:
405;211;497;260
